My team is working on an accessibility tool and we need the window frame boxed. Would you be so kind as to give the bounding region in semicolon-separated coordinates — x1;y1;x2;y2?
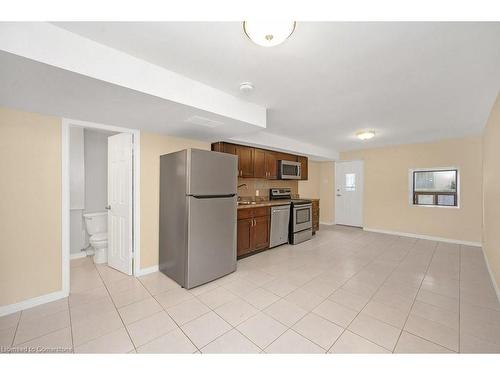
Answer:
409;168;460;209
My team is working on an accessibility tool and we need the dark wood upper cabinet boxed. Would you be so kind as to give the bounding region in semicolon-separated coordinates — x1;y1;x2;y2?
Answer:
298;156;308;180
236;146;254;177
253;148;266;178
211;141;308;180
276;152;297;162
264;151;278;180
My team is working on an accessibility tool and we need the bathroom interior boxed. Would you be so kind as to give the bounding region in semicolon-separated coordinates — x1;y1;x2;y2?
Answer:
69;126;117;264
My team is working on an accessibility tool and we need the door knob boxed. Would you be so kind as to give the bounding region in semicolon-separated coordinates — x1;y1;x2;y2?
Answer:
336;194;342;197
105;205;111;210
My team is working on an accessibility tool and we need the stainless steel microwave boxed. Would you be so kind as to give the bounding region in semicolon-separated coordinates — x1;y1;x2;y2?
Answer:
278;160;301;179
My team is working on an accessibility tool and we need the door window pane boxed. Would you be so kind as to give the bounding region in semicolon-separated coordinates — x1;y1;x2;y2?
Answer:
345;173;356;191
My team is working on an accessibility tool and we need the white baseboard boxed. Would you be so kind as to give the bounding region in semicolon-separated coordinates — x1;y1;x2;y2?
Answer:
70;252;87;260
481;247;500;303
363;227;482;247
320;221;335;226
0;289;68;317
136;265;159;277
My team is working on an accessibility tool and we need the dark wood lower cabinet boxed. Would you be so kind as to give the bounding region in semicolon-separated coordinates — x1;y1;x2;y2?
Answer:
252;215;270;250
237;207;270;258
237;219;253;256
312;199;320;234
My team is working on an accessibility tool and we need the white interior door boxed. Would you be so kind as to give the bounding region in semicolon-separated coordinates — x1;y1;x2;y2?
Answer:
335;160;364;227
107;133;133;275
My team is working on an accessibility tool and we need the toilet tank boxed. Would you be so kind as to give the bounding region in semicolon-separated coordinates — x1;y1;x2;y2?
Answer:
83;212;107;235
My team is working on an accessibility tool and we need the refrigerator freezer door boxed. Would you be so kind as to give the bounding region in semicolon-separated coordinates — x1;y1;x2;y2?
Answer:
187;149;237;196
186;195;237;288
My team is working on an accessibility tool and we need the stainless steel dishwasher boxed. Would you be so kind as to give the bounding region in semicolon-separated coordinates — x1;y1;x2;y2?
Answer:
269;205;291;248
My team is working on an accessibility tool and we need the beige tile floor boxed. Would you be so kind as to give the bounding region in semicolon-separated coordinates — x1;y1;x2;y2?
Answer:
2;225;500;353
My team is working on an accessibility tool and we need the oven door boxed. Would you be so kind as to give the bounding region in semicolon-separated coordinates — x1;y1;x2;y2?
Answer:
292;204;312;232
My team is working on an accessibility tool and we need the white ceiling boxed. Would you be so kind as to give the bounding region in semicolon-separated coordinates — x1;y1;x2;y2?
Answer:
0;51;262;141
53;22;500;151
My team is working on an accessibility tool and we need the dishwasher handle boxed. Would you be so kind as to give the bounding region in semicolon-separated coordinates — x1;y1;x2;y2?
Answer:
271;206;291;212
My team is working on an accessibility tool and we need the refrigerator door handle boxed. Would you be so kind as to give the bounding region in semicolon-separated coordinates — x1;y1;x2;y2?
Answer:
189;194;237;199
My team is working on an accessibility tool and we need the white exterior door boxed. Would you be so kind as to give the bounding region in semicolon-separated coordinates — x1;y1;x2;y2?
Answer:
335;160;364;227
107;133;133;275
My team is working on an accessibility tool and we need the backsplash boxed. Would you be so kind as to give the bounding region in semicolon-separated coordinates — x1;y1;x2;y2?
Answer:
237;178;299;201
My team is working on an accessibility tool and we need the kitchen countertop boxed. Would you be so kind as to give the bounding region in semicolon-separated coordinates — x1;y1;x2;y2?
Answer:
237;198;318;210
237;200;292;209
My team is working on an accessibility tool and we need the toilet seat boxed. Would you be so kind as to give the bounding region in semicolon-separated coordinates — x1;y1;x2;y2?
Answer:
90;232;107;242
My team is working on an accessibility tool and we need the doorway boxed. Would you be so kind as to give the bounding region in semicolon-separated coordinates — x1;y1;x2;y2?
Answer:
335;160;364;227
62;119;140;297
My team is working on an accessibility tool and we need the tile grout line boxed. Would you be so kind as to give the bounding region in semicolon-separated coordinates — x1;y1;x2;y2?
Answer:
321;234;408;352
262;233;404;353
191;236;358;352
391;241;440;353
324;235;418;353
9;310;22;348
92;262;138;353
67;296;75;353
136;275;200;353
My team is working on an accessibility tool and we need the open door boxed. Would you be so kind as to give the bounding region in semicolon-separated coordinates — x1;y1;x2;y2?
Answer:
107;133;133;275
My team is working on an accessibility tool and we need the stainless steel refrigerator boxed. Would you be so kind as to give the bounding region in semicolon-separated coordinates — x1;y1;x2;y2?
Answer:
159;148;238;289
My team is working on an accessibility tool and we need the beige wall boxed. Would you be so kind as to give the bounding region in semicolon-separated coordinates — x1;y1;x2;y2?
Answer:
140;132;210;269
298;161;335;224
482;94;500;287
1;104;493;307
0;107;62;306
341;137;483;243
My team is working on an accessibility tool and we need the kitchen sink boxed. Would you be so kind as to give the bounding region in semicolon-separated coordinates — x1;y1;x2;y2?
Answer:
237;201;257;206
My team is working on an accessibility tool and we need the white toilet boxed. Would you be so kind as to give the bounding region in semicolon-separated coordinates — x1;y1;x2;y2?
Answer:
83;212;108;264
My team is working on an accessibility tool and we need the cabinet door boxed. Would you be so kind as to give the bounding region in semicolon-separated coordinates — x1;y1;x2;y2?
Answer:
276;152;297;162
312;200;320;233
252;215;270;250
236;146;254;177
298;156;308;180
265;151;278;179
224;143;237;155
237;218;252;256
253;148;266;178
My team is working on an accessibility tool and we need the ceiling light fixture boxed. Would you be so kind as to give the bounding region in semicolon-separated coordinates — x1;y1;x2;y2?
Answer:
239;82;254;93
356;130;376;140
243;21;296;47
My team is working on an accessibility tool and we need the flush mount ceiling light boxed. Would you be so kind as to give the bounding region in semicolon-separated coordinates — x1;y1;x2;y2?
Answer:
239;82;254;93
356;130;376;140
243;21;296;47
